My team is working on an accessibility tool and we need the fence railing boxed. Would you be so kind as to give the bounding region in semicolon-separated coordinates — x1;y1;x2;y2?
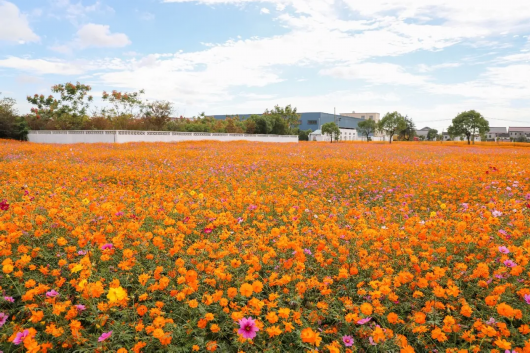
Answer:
27;130;299;144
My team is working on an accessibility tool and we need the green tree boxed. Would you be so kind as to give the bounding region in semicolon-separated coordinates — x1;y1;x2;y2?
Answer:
427;128;438;141
264;105;300;133
398;117;416;141
297;129;313;141
357;118;377;141
321;122;340;143
377;111;407;144
143;100;173;131
447;110;489;145
26;82;93;130
0;95;28;140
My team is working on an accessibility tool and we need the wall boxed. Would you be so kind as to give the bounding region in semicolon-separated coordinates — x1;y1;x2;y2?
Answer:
28;131;298;144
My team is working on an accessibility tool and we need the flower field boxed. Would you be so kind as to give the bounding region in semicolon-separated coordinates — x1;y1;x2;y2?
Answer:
1;140;530;353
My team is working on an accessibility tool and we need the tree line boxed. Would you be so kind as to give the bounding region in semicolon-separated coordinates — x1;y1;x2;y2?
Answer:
1;82;308;141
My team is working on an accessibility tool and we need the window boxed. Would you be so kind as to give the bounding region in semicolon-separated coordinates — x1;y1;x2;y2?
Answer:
369;115;373;119
361;115;365;119
308;120;318;125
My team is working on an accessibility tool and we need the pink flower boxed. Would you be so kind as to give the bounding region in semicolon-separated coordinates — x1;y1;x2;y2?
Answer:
46;290;59;298
0;200;9;211
13;330;29;345
4;296;14;303
75;304;86;311
238;317;259;339
203;228;213;234
357;317;372;325
98;331;112;342
524;294;530;305
342;335;354;346
503;259;516;268
0;312;8;327
101;243;113;250
498;246;509;254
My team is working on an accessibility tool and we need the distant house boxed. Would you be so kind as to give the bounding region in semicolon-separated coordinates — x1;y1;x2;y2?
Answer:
415;127;432;139
309;127;358;142
486;127;508;141
508;127;530;139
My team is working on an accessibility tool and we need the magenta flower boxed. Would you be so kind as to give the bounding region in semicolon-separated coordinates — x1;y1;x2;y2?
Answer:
342;335;354;346
0;312;8;327
13;330;29;345
0;200;9;211
46;290;59;298
524;294;530;305
4;296;14;303
75;304;86;311
203;228;213;234
98;331;112;342
498;246;510;254
101;243;113;250
357;317;372;325
238;317;259;339
503;259;516;268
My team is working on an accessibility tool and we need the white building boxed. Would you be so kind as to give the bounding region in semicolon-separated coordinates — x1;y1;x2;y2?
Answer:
309;128;358;141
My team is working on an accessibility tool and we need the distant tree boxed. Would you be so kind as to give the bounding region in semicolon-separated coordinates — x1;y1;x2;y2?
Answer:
515;135;528;143
249;115;273;134
447;110;489;145
297;129;313;141
427;128;438;141
398;117;416;141
265;105;300;133
321;122;340;143
0;95;28;140
377;111;407;144
26;82;93;130
357;118;377;141
143;100;173;131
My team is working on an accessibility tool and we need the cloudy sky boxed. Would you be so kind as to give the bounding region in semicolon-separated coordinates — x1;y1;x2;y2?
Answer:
1;0;530;131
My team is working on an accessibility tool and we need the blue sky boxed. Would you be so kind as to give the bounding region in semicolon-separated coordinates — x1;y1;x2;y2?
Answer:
1;0;530;131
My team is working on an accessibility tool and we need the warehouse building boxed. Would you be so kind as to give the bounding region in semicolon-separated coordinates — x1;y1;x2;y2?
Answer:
210;111;367;132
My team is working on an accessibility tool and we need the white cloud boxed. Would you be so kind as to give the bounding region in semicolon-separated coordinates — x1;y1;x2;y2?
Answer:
75;23;131;48
417;62;461;72
0;57;86;75
260;7;270;14
320;63;430;86
0;1;39;43
51;0;114;23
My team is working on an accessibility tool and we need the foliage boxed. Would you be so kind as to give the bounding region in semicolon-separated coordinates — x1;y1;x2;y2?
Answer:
377;111;407;144
427;129;439;141
321;122;340;143
1;142;530;352
0;95;29;141
447;110;490;145
263;105;300;133
26;82;93;130
297;129;313;141
397;117;416;141
357;118;377;141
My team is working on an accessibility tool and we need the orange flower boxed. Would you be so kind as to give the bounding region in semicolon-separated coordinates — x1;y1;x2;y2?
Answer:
240;283;253;297
301;328;321;346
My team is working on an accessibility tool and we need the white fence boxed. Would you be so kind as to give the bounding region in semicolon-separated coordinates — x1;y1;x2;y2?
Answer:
28;130;298;144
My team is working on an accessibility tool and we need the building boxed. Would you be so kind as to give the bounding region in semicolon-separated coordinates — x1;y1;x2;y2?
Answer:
415;127;432;139
486;127;508;141
309;128;357;142
508;127;530;139
340;111;380;122
210;112;365;132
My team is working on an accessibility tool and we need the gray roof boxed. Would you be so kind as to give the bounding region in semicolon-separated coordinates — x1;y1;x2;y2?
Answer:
309;129;322;135
489;127;507;134
509;127;530;133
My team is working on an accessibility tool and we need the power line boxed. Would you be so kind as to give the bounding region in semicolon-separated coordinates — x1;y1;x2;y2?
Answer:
415;118;530;124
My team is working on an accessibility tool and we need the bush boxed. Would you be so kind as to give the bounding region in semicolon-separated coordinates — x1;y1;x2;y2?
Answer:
0;96;28;141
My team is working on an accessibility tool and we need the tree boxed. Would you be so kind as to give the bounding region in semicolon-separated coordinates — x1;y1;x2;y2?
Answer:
321;122;340;143
398;117;416;141
377;111;407;144
0;95;28;140
26;82;93;130
447;110;489;145
143;100;173;131
427;128;438;141
297;129;313;141
264;105;300;133
357;118;376;141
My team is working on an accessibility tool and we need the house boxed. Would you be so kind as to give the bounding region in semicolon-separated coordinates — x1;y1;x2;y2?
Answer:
309;128;357;141
508;127;530;139
486;127;508;141
415;127;432;139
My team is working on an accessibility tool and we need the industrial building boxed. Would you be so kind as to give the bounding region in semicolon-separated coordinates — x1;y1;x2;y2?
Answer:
210;111;373;132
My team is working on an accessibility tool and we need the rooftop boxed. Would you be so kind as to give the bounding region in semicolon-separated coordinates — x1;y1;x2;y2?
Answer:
489;127;507;133
508;127;530;132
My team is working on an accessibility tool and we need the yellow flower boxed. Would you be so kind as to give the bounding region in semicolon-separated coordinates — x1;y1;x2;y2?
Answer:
107;286;127;303
82;198;90;205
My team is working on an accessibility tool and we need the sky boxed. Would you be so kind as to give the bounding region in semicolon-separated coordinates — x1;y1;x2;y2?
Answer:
1;0;530;132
